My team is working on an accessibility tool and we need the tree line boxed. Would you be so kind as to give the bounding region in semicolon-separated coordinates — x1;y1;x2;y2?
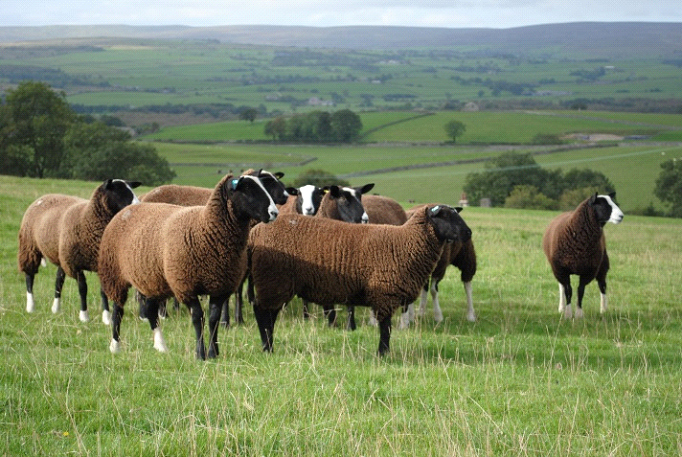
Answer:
0;81;175;185
264;110;363;143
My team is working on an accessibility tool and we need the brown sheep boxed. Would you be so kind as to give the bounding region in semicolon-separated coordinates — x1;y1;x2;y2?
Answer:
98;173;278;360
17;179;141;323
402;203;477;327
542;192;624;319
248;204;471;355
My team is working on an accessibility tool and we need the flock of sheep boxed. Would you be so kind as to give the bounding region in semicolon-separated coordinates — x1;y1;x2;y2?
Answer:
17;170;624;359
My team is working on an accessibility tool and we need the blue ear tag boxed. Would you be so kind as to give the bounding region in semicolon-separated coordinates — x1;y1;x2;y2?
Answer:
431;205;440;214
230;179;240;190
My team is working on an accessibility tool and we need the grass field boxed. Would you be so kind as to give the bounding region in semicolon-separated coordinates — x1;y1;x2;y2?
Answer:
1;175;680;456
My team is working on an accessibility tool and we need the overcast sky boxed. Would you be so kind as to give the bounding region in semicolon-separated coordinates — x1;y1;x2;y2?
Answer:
2;0;680;29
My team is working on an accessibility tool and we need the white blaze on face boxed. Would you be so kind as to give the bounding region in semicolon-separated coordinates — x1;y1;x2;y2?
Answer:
113;178;140;204
601;194;624;224
244;175;278;221
299;185;317;215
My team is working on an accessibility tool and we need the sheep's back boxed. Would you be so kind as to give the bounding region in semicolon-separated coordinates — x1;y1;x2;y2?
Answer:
141;184;211;206
18;194;86;269
543;210;605;275
363;195;407;225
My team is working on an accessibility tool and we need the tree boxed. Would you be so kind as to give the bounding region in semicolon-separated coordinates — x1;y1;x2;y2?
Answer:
654;159;682;217
444;120;466;143
239;107;258;123
1;81;75;178
264;116;286;141
504;185;558;210
64;121;176;186
292;169;350;188
330;109;362;142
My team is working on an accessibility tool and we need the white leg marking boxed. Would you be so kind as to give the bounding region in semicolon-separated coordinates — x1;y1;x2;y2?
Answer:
563;304;573;320
418;288;428;317
79;310;90;322
51;297;60;314
399;311;410;330
153;328;169;353
600;293;608;314
102;310;111;325
431;283;443;322
464;281;476;322
26;292;35;313
575;307;584;319
367;310;378;327
558;283;566;314
109;338;121;354
407;303;415;322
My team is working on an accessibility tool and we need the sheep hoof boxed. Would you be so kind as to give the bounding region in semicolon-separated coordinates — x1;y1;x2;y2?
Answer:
109;339;121;354
51;298;60;314
101;310;112;325
575;308;584;319
153;329;168;353
433;310;444;323
79;310;90;323
466;312;477;322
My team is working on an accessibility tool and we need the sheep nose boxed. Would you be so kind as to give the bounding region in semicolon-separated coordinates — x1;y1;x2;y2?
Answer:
303;206;313;215
361;212;369;224
269;207;279;221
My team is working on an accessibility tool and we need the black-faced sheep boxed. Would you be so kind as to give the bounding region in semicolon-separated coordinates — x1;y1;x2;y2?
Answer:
401;204;477;327
278;184;324;216
248;204;471;355
98;172;278;360
137;169;290;325
233;183;375;326
17;179;141;323
542;192;624;319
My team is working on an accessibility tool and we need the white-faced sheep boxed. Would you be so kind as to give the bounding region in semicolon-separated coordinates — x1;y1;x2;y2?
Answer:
98;172;278;360
542;192;624;319
248;204;471;355
401;204;477;327
17;179;141;323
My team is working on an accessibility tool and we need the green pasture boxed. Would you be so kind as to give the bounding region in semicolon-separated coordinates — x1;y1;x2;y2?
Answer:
1;175;680;456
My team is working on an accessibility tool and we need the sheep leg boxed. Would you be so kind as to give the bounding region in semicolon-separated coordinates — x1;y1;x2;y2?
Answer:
220;295;231;328
575;276;593;319
324;305;337;327
25;274;35;313
76;271;90;322
596;251;610;314
464;281;476;322
52;266;66;314
253;306;280;352
186;298;206;360
559;278;573;319
431;279;443;323
100;289;111;325
417;281;429;318
377;314;392;356
110;302;124;353
144;298;168;353
136;290;148;322
302;299;311;320
346;306;357;331
208;295;228;359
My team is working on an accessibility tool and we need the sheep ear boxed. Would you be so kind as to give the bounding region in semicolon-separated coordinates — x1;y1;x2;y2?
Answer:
127;181;142;189
454;206;463;213
430;205;442;216
358;183;375;194
104;179;114;189
321;186;330;194
230;178;242;191
588;193;598;205
274;172;285;179
286;187;298;196
328;185;341;198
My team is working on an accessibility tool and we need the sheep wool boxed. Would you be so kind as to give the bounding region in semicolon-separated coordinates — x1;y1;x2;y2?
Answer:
98;173;278;360
542;192;624;319
248;204;471;355
17;179;141;323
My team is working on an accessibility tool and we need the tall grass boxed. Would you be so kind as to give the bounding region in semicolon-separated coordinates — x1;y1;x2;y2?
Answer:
1;176;681;456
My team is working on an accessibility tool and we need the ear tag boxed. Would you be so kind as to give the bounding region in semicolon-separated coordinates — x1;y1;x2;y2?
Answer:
230;179;240;190
431;205;441;214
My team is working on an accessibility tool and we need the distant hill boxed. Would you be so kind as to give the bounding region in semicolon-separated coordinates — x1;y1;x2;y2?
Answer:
1;22;681;57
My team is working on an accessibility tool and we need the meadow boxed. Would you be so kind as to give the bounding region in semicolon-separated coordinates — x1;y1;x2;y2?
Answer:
1;174;681;456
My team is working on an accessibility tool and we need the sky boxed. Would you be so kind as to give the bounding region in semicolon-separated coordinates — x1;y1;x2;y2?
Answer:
2;0;680;30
